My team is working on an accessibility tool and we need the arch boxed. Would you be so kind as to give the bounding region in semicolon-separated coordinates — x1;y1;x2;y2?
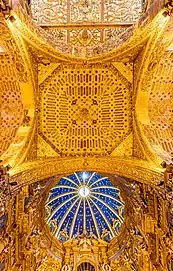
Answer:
9;156;163;187
134;17;173;166
6;9;168;63
0;18;35;168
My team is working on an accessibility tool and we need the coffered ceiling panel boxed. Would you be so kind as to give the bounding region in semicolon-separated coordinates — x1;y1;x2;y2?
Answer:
38;63;132;156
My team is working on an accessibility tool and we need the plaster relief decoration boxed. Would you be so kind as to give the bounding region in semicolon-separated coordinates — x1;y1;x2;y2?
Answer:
38;64;132;156
30;0;142;57
31;0;142;25
44;27;133;58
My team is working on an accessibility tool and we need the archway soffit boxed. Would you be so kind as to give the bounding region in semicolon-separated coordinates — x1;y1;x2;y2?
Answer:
9;157;164;188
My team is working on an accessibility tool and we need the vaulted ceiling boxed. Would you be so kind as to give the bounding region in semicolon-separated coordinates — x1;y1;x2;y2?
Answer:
1;2;173;271
0;4;173;184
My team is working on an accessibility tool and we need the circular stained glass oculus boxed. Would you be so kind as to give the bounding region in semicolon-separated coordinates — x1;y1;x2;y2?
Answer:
79;186;90;198
45;172;125;243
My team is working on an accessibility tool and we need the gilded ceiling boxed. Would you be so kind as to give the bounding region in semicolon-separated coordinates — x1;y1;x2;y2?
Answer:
38;63;132;156
144;51;173;161
0;54;23;156
30;0;142;57
0;1;173;270
0;4;172;175
31;0;142;25
0;17;35;167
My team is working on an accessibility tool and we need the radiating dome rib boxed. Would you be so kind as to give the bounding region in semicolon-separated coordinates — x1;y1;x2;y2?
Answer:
86;199;100;238
47;194;78;224
69;199;82;238
91;194;123;224
89;197;116;237
89;177;108;188
91;191;124;206
46;191;76;206
55;197;79;237
86;172;96;185
92;186;119;192
74;172;82;185
83;199;86;231
51;185;77;190
63;176;80;188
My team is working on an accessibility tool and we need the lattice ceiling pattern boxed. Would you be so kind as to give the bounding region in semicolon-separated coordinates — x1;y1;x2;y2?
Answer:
0;54;23;156
39;64;132;156
45;172;124;242
31;0;142;25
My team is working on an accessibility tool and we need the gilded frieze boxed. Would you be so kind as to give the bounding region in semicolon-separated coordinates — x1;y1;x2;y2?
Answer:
9;156;164;187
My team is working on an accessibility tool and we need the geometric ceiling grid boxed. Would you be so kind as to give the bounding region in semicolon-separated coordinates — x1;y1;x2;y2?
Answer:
39;64;132;156
45;171;125;243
